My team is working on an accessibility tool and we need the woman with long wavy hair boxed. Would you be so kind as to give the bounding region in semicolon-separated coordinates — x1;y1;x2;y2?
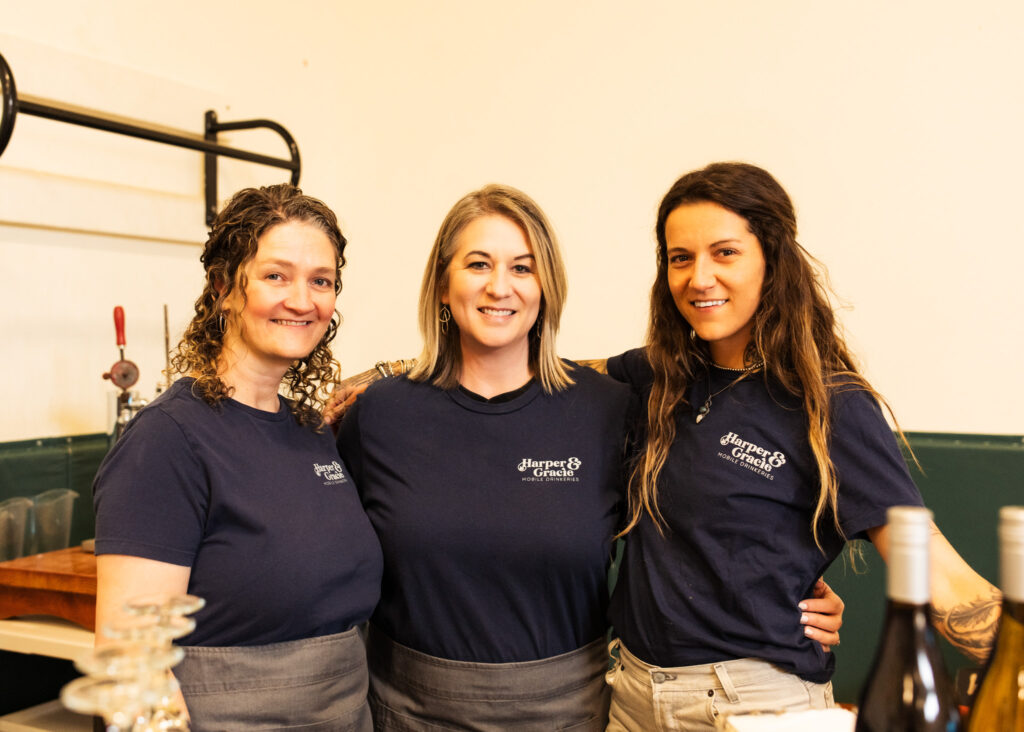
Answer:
596;162;1000;730
93;184;382;731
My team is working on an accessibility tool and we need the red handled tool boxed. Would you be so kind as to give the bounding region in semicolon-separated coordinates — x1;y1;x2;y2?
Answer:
102;306;140;390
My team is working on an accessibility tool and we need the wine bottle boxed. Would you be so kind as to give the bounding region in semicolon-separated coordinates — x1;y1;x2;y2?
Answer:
966;506;1024;731
855;506;962;732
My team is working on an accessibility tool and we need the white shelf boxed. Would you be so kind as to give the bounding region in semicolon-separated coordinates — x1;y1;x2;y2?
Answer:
0;700;91;732
0;617;93;661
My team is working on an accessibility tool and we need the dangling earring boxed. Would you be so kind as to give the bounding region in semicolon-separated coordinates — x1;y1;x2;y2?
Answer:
439;304;451;335
689;327;696;341
533;311;544;339
217;312;227;335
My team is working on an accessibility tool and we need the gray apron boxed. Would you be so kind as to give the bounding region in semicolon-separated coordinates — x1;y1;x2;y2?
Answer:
176;627;372;731
366;625;609;731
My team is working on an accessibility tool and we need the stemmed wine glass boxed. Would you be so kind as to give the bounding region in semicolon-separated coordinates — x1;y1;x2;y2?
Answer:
124;594;205;624
62;593;204;731
61;675;148;731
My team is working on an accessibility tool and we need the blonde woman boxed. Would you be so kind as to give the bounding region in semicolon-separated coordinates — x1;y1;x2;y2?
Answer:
336;184;632;730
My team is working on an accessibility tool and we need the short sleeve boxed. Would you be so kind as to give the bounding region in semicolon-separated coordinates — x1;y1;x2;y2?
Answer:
335;399;365;489
831;389;924;540
606;348;653;394
93;407;208;566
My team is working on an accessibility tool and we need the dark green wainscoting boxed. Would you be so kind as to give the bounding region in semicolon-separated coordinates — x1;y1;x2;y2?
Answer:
826;432;1023;703
0;432;109;548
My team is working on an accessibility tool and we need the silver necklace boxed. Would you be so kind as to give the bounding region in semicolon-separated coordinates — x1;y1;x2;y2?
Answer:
694;361;764;424
711;362;754;372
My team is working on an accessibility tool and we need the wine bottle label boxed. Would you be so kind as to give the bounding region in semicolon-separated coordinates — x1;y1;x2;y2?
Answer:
886;506;933;604
999;505;1024;602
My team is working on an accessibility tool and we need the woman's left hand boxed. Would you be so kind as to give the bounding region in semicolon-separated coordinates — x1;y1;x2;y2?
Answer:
799;578;844;653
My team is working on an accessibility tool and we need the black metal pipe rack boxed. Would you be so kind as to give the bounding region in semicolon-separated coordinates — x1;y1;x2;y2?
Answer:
0;50;301;226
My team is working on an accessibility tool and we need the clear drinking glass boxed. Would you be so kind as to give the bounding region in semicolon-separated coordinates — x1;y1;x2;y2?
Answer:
100;614;196;648
76;642;184;679
124;594;206;622
61;676;151;731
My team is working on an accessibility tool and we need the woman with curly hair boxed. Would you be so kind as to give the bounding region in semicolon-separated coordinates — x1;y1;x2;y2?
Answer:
93;184;382;731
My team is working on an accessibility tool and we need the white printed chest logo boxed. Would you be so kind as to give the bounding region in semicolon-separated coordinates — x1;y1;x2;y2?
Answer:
716;432;787;481
517;457;582;482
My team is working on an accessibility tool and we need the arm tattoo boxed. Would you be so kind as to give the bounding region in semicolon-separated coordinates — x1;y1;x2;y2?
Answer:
930;588;1003;665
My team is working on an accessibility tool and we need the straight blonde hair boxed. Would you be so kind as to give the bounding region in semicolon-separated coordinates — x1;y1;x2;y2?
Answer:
409;184;572;393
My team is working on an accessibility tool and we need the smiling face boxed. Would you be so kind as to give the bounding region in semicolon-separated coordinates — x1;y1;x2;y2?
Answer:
665;201;766;368
223;220;338;376
441;214;542;367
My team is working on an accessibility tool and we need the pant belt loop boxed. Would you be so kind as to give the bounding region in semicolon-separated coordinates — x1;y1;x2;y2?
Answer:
713;662;741;703
608;637;621;659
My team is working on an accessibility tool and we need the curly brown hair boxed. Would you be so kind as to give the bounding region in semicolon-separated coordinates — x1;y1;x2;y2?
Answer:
170;184;347;427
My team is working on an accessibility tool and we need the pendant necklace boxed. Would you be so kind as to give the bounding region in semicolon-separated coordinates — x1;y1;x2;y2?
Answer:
694;361;765;424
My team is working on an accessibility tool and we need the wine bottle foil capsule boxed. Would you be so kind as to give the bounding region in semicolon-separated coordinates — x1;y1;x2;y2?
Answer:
886;506;933;605
998;505;1024;602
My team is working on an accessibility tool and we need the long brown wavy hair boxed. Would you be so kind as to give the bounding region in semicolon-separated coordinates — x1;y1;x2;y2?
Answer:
170;184;346;427
626;162;902;550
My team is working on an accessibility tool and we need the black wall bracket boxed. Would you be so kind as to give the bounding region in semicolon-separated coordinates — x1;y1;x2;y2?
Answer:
0;51;301;227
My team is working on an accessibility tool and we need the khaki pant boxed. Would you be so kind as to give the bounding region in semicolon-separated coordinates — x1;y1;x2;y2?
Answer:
605;640;833;732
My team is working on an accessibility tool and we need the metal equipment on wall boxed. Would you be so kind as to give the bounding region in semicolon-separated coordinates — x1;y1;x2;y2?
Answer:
0;50;301;225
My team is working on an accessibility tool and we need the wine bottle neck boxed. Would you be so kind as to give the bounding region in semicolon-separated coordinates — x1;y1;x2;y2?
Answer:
999;506;1024;601
1002;542;1024;602
885;599;933;617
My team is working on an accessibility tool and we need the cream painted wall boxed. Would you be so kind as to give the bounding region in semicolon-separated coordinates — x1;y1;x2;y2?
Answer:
1;0;1021;441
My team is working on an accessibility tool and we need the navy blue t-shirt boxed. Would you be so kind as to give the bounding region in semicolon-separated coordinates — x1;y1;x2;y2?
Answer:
94;378;383;646
606;348;923;682
336;364;633;663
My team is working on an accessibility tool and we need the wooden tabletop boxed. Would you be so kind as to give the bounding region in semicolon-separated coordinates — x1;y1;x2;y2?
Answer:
0;546;97;630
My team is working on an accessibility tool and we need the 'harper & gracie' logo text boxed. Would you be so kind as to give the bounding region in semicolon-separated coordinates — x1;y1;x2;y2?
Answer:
716;432;786;480
313;461;347;485
517;457;581;482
